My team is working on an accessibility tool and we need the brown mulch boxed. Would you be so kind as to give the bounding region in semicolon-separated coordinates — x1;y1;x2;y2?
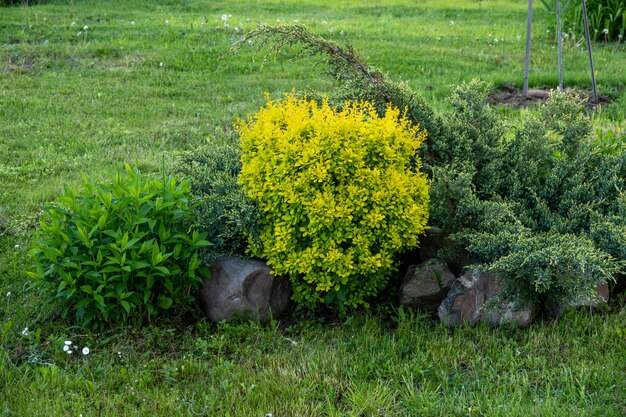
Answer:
488;83;611;108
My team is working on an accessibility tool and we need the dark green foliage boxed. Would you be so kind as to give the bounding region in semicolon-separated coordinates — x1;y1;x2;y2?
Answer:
174;139;260;262
541;0;626;42
29;165;210;329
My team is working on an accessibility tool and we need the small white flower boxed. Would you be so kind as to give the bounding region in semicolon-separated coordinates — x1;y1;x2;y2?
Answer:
64;340;72;346
494;38;498;43
63;345;70;352
221;14;228;22
159;62;163;67
339;30;345;36
294;19;299;23
131;20;135;25
602;28;609;35
14;244;19;249
83;25;88;31
322;20;327;25
546;29;550;33
265;414;273;417
488;33;492;37
66;349;72;355
71;21;77;27
82;347;90;355
564;33;569;39
21;327;30;336
234;26;239;32
246;18;251;22
5;292;10;297
73;345;78;350
77;31;82;36
449;20;455;25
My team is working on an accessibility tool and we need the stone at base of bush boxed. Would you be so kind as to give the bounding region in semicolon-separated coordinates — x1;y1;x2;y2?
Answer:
199;256;291;322
438;269;533;327
550;282;610;318
399;259;455;312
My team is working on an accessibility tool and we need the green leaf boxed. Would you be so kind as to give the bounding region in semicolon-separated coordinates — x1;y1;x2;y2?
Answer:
94;294;106;307
120;300;131;314
157;296;173;310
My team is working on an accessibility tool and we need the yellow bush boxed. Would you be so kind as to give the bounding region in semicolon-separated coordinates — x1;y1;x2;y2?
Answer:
237;94;429;311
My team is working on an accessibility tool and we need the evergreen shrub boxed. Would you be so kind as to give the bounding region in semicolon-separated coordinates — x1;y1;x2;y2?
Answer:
174;139;260;263
29;165;210;329
237;95;430;311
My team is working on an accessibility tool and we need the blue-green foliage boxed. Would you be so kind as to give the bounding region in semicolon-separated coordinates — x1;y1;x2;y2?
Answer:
429;82;625;309
174;139;260;262
29;165;210;329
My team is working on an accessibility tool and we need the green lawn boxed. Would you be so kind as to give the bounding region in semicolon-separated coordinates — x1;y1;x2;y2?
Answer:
1;0;625;415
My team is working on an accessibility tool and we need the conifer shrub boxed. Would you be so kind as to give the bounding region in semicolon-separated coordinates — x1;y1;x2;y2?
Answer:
236;95;430;311
174;139;260;263
29;165;210;329
430;83;625;311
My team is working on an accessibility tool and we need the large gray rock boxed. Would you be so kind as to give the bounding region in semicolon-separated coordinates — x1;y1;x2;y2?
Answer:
399;259;456;311
200;256;291;322
438;269;532;327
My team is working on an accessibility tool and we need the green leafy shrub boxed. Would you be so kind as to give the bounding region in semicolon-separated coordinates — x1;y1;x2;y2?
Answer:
174;139;260;262
29;165;210;329
541;0;626;42
237;95;430;312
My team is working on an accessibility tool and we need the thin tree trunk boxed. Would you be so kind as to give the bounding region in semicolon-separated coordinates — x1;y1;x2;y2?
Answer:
523;0;533;96
581;0;598;102
557;0;563;91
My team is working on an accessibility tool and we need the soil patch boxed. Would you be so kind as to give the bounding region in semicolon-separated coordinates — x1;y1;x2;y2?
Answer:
488;83;611;108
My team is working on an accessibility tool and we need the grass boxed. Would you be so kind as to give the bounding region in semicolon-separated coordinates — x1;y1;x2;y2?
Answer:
1;0;626;415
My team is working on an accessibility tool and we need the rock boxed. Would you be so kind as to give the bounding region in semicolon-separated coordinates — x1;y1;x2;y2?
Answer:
399;259;456;311
569;282;609;307
199;256;291;322
551;282;610;318
438;269;532;327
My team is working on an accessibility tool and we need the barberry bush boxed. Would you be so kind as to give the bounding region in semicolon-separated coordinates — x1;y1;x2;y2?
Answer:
237;94;429;311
